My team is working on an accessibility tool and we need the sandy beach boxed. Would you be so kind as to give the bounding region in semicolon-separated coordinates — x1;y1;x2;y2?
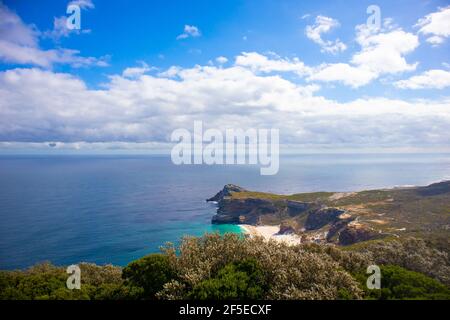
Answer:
238;224;302;245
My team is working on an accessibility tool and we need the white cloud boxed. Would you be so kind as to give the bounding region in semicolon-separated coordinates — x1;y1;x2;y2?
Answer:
216;56;228;64
43;0;94;40
305;15;347;54
235;52;310;76
395;69;450;89
416;6;450;46
157;66;183;78
122;62;153;78
426;35;444;45
44;16;73;39
352;25;419;75
0;65;449;152
176;25;201;40
241;18;417;88
308;63;376;88
0;3;108;68
69;0;95;10
234;28;418;88
308;24;419;88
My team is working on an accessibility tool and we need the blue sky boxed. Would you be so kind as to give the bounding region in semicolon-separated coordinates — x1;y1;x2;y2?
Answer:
0;0;449;153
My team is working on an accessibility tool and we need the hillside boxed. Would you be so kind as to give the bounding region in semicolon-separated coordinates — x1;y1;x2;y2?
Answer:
208;181;450;247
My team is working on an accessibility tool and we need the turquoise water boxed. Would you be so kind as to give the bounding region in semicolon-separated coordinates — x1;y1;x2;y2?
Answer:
0;154;449;269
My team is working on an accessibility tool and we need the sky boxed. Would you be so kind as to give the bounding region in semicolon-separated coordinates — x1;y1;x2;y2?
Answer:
0;0;449;154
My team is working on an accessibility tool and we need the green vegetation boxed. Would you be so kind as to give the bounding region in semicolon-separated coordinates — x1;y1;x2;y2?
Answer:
1;234;448;300
189;259;266;299
355;265;450;300
230;190;334;202
223;181;450;247
122;253;175;299
0;262;132;300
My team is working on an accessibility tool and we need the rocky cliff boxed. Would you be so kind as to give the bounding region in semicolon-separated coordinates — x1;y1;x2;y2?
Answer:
207;181;450;246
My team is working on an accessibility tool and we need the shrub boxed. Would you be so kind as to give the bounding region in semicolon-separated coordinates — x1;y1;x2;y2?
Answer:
0;262;126;300
355;238;450;286
189;259;266;299
356;265;450;300
122;253;176;299
159;233;364;299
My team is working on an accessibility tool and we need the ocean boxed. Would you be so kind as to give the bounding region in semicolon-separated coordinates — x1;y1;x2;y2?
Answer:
0;153;449;269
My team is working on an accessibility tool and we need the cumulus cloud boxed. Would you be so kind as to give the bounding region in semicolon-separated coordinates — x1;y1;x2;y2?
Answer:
235;52;310;76
122;62;154;78
305;15;347;54
0;64;449;152
352;25;419;74
215;56;228;64
176;25;201;40
309;23;419;87
0;4;449;152
308;63;376;88
235;20;419;88
416;6;450;46
395;69;450;89
0;3;107;68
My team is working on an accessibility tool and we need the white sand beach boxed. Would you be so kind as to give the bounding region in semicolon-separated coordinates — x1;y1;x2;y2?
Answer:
238;224;302;245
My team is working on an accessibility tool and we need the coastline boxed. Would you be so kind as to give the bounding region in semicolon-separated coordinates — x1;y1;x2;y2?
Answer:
238;224;302;245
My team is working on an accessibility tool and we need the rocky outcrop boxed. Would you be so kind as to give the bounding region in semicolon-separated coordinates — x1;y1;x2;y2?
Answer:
208;185;343;228
304;207;345;230
208;185;317;225
286;200;311;216
338;224;382;245
212;197;278;224
278;222;296;235
208;181;450;246
326;217;355;242
207;184;246;202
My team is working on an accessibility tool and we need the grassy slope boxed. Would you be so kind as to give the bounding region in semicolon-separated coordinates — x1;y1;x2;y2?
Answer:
228;182;450;245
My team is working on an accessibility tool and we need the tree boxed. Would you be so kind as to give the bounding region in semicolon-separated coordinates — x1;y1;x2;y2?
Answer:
122;253;176;299
189;259;266;300
358;265;450;300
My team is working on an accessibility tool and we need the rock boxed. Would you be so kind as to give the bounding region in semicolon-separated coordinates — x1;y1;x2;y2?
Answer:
286;200;312;216
338;224;382;245
212;197;278;225
278;223;296;235
326;217;355;242
211;214;242;224
207;184;246;202
305;207;345;230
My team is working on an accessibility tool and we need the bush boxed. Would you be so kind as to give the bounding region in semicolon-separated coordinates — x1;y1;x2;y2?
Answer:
158;233;364;299
0;262;126;300
189;259;266;299
355;238;450;286
122;253;176;299
1;234;449;300
356;265;450;300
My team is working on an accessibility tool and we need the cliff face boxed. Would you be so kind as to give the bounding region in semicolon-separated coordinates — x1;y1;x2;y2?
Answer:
208;185;315;225
304;207;345;230
213;197;279;224
207;185;366;244
338;224;382;245
207;181;450;246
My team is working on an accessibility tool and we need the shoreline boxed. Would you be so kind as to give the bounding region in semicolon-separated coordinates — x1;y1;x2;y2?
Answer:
238;224;302;245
